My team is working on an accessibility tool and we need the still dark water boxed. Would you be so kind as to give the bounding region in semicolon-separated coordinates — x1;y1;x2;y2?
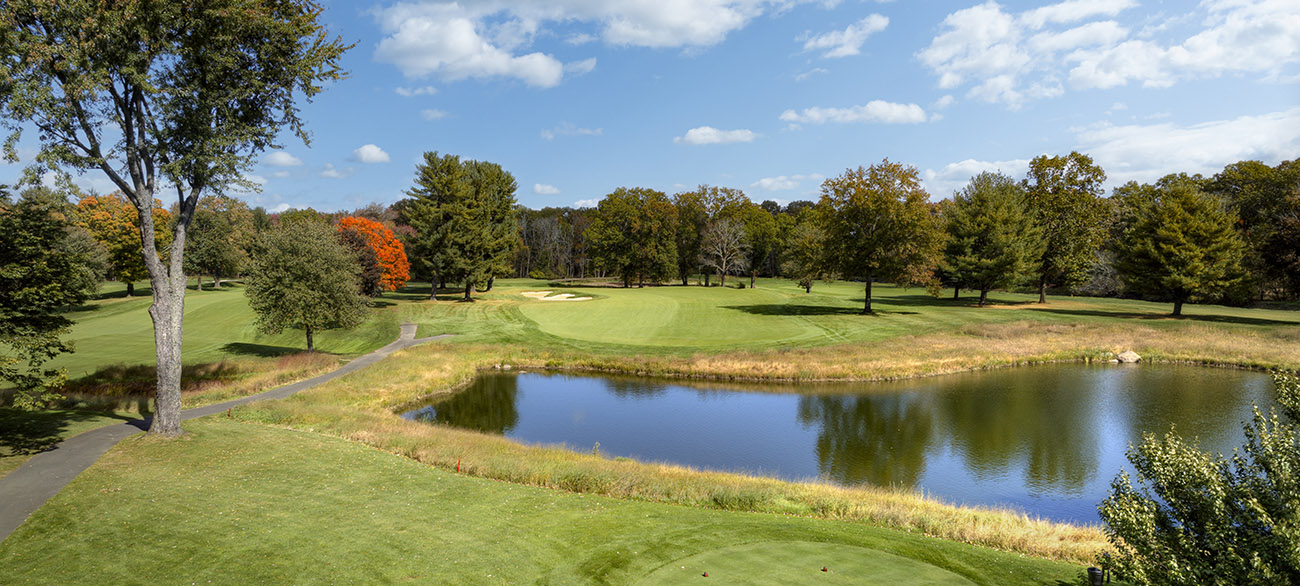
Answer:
403;365;1274;524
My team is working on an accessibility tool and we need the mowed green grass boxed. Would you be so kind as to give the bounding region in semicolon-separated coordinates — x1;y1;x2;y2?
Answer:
50;281;401;377
400;278;1300;353
0;419;1079;585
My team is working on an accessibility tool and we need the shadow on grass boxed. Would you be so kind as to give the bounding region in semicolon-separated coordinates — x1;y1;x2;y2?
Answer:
1031;307;1300;327
61;361;246;398
0;409;135;457
219;342;303;358
724;304;919;316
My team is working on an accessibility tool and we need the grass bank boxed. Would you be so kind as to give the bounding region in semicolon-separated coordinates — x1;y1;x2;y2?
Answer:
0;418;1081;584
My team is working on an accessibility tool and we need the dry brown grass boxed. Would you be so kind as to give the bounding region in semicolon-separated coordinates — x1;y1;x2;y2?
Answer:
54;352;340;413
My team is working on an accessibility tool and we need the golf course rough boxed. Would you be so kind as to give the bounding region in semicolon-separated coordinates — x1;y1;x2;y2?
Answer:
636;541;975;585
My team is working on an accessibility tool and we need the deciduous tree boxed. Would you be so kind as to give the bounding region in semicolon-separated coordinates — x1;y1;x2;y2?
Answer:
337;216;410;293
699;218;748;287
0;1;350;436
741;203;777;288
1022;152;1108;303
1;187;98;408
183;195;254;291
818;160;945;314
74;193;172;296
1099;372;1300;585
588;187;678;287
245;219;368;352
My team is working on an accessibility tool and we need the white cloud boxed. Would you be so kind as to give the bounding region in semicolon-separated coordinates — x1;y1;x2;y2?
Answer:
374;4;565;87
541;122;603;140
1019;0;1137;30
271;170;291;179
920;0;1300;106
801;14;888;58
421;109;450;120
573;198;600;208
533;183;561;195
794;67;829;81
395;85;438;96
321;163;350;179
1028;21;1128;53
932;94;956;109
751;173;825;191
1075;107;1300;185
674;126;758;145
566;33;598;45
264;151;303;167
373;2;821;87
565;58;597;75
779;100;928;124
269;203;291;213
922;158;1032;198
352;144;391;164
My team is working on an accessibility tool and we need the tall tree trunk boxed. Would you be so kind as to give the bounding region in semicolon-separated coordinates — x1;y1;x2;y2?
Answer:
196;274;202;292
429;274;438;300
704;273;710;287
750;271;755;289
863;277;873;315
142;199;191;438
486;276;495;291
719;271;726;287
1038;276;1047;304
305;325;314;352
681;276;688;286
126;281;135;297
1173;298;1184;316
978;289;988;307
805;282;811;293
953;286;960;300
464;280;474;301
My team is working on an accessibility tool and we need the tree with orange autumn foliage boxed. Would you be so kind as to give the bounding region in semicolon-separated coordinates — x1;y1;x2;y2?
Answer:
74;193;172;296
337;216;410;294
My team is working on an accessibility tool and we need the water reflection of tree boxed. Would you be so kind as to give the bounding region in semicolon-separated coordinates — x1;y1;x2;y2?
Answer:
1114;367;1259;452
418;375;520;434
796;395;933;488
602;377;668;399
934;371;1098;495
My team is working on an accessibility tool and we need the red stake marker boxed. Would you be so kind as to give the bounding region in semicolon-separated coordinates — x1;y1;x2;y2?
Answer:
456;459;461;473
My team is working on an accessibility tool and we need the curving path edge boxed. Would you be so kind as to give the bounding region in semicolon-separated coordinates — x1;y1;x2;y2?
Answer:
0;323;447;543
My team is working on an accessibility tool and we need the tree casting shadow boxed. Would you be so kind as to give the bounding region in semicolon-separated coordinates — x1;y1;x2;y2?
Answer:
725;304;918;317
219;342;305;358
1032;307;1299;327
0;409;134;457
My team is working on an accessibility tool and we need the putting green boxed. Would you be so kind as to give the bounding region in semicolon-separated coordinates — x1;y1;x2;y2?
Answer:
516;286;829;348
636;541;976;585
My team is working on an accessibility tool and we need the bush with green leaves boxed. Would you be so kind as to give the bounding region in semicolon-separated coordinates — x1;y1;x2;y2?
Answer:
1099;371;1300;585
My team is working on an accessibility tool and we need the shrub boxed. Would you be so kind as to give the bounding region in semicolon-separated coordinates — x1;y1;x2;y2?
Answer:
1098;371;1300;585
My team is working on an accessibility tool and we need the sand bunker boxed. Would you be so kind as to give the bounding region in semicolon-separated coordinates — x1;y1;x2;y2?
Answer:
520;290;593;301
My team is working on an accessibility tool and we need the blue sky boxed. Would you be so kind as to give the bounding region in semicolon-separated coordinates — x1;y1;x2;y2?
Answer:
8;0;1300;211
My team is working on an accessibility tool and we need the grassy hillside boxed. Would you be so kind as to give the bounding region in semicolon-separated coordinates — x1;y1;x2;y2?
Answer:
0;419;1079;585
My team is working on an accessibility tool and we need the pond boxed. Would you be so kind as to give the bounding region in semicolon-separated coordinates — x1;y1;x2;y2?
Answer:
403;364;1275;524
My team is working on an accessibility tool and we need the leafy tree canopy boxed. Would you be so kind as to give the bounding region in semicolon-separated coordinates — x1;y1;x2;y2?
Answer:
1114;180;1245;316
1022;151;1108;302
1100;372;1300;585
245;218;368;351
338;216;410;293
1;187;98;408
817;159;945;314
588;187;678;287
943;171;1042;306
